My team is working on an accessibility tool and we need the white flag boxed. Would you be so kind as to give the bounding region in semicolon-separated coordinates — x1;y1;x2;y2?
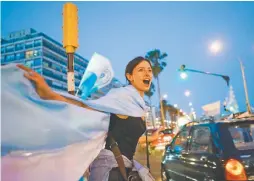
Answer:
202;101;221;116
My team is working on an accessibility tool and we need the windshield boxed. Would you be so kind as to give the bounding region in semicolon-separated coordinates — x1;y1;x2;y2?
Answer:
228;121;254;151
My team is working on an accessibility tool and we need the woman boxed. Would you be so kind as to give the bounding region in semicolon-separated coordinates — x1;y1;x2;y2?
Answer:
16;56;161;181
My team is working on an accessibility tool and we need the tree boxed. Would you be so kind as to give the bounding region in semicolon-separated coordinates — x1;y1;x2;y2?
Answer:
145;82;155;127
145;82;155;106
145;49;168;126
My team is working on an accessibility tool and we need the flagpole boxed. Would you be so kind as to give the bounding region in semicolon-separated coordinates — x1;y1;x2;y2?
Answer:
239;59;252;114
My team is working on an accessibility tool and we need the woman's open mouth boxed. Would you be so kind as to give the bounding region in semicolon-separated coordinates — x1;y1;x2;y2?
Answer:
143;79;150;85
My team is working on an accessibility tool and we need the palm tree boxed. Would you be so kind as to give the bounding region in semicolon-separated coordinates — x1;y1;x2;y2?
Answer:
145;49;168;126
145;82;155;127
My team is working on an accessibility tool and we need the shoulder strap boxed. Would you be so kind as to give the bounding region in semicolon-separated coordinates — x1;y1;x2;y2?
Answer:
107;132;128;181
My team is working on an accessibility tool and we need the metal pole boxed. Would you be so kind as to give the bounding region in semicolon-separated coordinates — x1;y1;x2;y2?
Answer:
67;53;75;95
145;121;150;170
239;60;252;114
184;68;230;86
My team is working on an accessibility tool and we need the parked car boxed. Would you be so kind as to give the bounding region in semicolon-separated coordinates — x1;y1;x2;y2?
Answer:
139;128;174;154
150;128;175;151
161;117;254;181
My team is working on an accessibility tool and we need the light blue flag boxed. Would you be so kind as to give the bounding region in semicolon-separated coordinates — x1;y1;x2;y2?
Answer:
1;54;147;181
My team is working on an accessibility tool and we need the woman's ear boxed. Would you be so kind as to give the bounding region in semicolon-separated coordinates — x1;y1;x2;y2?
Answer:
126;73;133;83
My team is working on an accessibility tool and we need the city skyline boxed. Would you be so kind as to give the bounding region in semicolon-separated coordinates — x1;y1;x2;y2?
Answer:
2;1;254;116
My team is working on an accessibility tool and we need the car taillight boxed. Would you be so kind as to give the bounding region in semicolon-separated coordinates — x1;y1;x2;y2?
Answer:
225;159;247;181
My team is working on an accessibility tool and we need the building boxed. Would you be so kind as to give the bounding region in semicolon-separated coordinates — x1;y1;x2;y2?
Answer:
1;28;122;98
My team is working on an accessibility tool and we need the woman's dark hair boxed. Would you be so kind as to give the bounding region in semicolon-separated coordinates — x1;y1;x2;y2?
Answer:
125;56;152;84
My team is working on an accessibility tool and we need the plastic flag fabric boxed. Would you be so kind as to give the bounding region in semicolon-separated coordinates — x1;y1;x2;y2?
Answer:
1;55;147;181
76;53;114;100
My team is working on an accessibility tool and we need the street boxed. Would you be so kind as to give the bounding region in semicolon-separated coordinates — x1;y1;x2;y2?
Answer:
134;147;163;181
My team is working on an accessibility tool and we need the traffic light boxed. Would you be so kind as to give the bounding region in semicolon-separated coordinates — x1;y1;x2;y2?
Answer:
180;64;186;71
63;3;79;53
179;65;188;79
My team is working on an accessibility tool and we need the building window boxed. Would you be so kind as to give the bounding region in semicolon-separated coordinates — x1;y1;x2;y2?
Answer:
6;45;14;53
43;61;49;68
15;43;24;51
5;54;15;62
34;58;42;67
25;60;34;68
26;50;34;59
1;47;5;54
43;40;66;58
25;50;41;59
45;79;53;86
43;69;53;77
43;49;67;66
34;39;42;47
52;81;63;87
33;49;42;57
15;52;25;60
25;41;33;49
1;55;5;62
34;68;42;75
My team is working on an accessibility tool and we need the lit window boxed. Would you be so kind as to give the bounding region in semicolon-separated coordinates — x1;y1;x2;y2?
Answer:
25;60;34;68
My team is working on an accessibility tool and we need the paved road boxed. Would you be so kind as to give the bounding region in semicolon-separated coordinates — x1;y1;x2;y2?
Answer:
134;148;163;181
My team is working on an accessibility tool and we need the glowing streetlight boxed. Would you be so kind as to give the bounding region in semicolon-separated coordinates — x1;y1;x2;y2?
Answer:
180;72;188;79
184;90;191;97
209;40;223;54
162;94;168;100
173;104;178;108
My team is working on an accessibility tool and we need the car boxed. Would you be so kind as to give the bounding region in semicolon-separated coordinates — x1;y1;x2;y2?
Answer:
139;128;175;154
150;129;175;151
161;117;254;181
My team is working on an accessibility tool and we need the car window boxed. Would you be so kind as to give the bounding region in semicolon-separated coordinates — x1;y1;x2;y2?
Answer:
228;122;254;151
171;128;189;151
160;129;172;134
189;126;212;153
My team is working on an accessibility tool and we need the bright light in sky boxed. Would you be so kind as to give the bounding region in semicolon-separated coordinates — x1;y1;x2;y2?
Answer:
189;102;192;106
184;90;191;97
209;40;223;54
163;94;168;100
180;72;188;79
174;104;178;108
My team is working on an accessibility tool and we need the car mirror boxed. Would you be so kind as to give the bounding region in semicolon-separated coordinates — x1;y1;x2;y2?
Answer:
173;145;183;154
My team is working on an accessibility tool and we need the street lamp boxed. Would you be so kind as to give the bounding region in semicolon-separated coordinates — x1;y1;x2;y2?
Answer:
173;104;178;108
162;94;168;100
184;90;191;97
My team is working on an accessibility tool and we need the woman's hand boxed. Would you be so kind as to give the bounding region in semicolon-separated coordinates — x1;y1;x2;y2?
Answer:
152;127;164;138
17;64;54;100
